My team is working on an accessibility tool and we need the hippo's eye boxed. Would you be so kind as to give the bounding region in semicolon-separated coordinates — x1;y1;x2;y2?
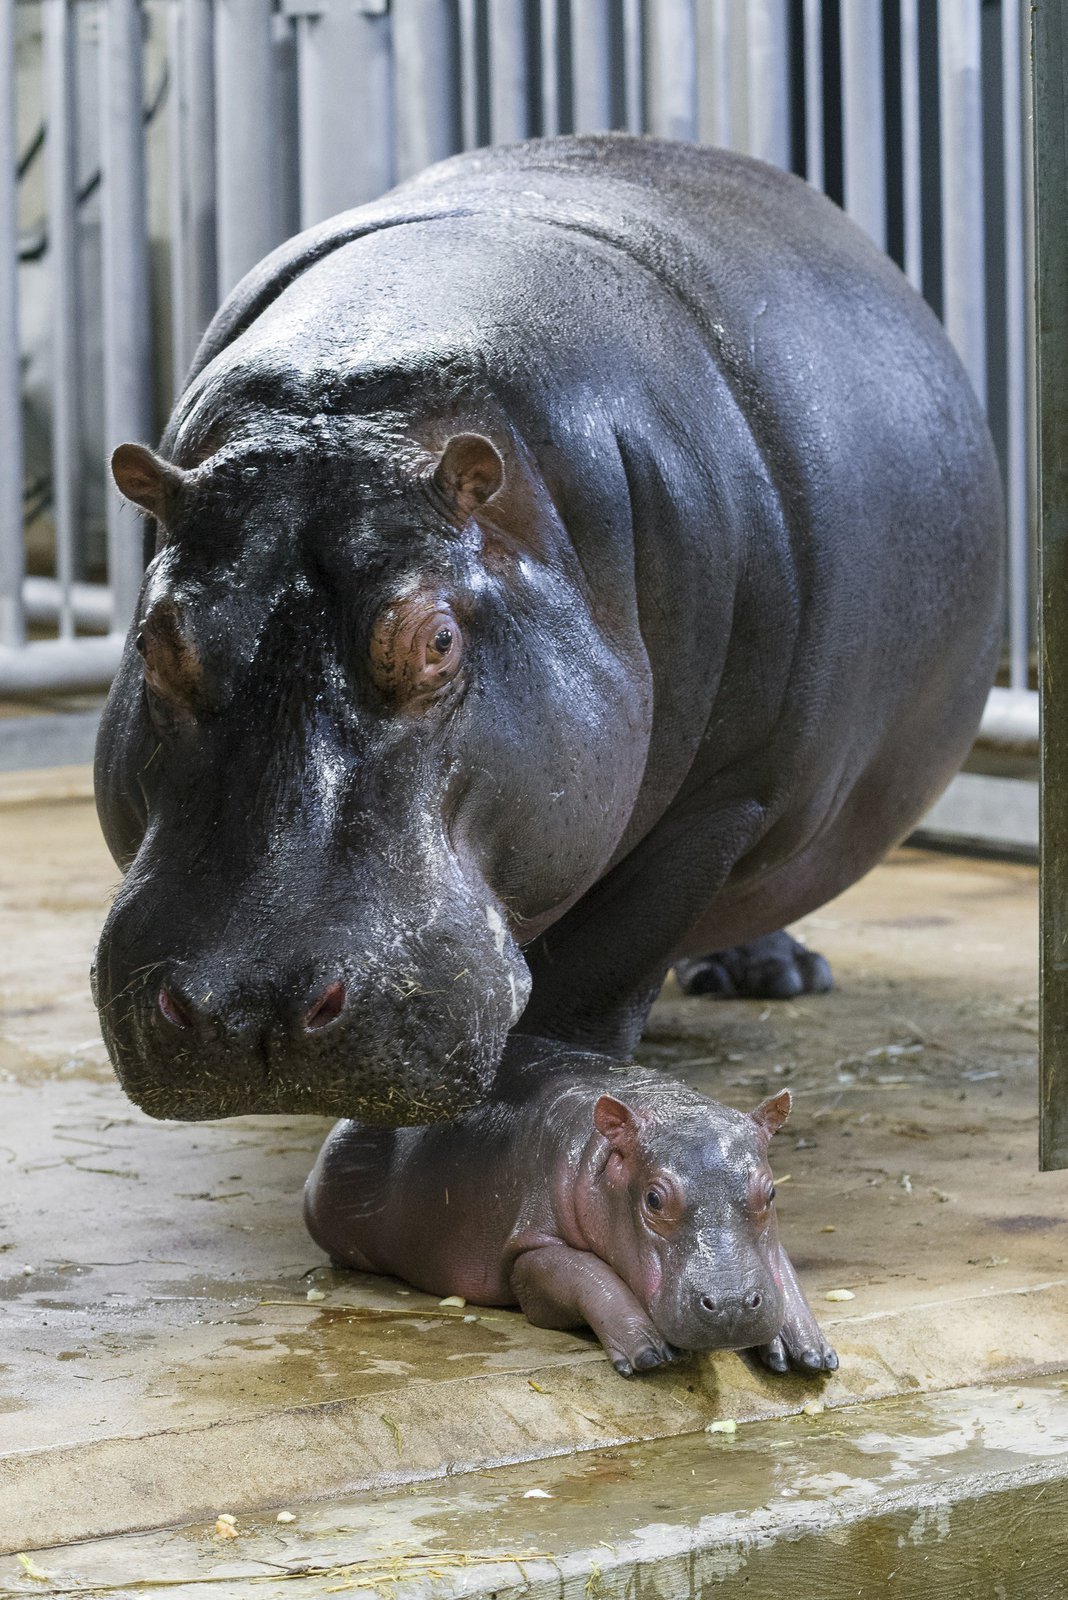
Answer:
768;1184;776;1203
370;598;465;707
645;1189;663;1212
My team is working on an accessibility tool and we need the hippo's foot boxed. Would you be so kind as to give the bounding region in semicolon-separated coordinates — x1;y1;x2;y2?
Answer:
674;931;832;1001
749;1242;839;1375
511;1241;684;1378
752;1328;839;1375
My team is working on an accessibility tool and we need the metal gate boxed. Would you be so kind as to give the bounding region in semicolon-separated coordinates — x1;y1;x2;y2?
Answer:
0;0;1039;756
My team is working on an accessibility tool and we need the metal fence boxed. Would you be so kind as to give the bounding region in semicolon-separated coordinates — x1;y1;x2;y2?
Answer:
0;0;1039;750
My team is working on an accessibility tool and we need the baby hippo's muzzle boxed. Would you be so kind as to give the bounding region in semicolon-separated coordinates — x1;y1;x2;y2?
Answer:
654;1276;785;1354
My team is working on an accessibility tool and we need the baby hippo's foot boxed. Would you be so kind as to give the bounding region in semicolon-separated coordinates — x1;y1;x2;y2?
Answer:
753;1328;839;1375
749;1242;839;1374
674;930;832;1001
608;1324;685;1378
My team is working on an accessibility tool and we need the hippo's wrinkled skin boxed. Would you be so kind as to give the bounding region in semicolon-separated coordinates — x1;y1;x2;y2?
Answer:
305;1038;837;1376
93;135;1003;1125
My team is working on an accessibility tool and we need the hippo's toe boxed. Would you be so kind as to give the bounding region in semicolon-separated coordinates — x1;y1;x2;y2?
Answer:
675;932;833;1002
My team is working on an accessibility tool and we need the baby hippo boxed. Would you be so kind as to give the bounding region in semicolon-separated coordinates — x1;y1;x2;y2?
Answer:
304;1039;838;1377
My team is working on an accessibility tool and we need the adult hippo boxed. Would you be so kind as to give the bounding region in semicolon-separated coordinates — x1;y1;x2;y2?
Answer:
93;134;1002;1125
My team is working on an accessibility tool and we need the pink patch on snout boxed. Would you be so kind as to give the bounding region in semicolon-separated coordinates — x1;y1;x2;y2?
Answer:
645;1257;663;1299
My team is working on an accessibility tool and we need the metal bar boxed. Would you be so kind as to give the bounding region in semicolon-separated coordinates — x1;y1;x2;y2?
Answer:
0;0;24;648
0;636;127;697
215;0;280;291
100;0;152;631
647;0;698;143
1002;0;1030;692
744;0;789;166
22;578;112;634
622;0;643;134
41;0;79;644
899;0;922;288
977;685;1039;755
295;3;395;227
540;0;560;137
1033;0;1068;1171
394;0;459;182
937;0;986;406
487;0;529;144
168;0;217;389
802;0;823;188
840;0;886;249
569;0;612;134
699;0;732;148
458;0;481;149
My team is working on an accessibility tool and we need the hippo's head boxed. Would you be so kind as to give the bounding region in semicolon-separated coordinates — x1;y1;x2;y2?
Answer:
580;1086;791;1353
92;414;650;1124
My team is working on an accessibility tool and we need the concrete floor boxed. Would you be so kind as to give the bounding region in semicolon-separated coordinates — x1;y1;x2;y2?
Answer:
1;771;1066;1582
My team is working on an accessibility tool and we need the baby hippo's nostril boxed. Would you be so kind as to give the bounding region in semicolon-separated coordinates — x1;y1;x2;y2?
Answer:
158;984;193;1029
304;980;347;1032
745;1290;763;1311
701;1295;715;1312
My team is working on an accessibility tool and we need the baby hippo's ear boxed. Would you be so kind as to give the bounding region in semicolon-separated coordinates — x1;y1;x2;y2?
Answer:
594;1094;641;1156
750;1089;792;1142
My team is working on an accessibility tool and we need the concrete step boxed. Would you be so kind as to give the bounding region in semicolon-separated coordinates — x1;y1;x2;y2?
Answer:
5;1373;1068;1598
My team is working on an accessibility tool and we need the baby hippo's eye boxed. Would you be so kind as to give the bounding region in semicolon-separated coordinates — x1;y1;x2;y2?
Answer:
645;1189;663;1212
370;596;465;707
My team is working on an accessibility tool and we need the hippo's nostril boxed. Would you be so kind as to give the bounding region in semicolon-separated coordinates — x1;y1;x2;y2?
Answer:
304;980;347;1032
745;1290;763;1311
158;984;193;1029
701;1295;715;1312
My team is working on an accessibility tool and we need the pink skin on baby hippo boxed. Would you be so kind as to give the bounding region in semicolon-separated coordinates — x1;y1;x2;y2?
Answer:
304;1038;837;1378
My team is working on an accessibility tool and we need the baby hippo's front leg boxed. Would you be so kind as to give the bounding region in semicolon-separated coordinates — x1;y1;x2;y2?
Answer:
511;1244;682;1377
750;1242;839;1374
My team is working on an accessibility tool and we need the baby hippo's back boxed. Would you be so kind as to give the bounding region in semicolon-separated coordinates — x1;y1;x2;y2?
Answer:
304;1043;593;1303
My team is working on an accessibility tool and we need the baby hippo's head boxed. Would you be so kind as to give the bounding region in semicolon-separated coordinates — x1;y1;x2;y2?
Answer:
585;1084;791;1353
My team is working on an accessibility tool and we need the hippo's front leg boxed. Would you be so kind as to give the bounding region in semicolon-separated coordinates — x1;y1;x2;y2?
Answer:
751;1242;839;1374
511;1244;681;1377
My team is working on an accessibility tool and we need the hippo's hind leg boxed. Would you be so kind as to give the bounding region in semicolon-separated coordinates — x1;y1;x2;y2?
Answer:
674;930;832;1002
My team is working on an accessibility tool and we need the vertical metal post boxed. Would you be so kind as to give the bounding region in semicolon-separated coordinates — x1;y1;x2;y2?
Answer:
100;0;152;630
937;0;986;406
0;0;24;647
1002;0;1030;692
487;0;530;144
899;0;923;289
539;0;560;136
295;2;394;227
647;0;697;143
394;0;461;181
840;0;886;249
622;0;644;134
42;0;79;641
1034;0;1068;1171
802;0;823;188
745;0;789;167
458;0;482;149
215;0;281;292
570;0;613;133
168;0;218;389
698;0;732;149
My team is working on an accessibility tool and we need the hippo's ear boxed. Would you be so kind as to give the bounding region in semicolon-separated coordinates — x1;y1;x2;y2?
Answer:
749;1090;792;1142
111;443;188;523
594;1094;641;1156
431;433;505;520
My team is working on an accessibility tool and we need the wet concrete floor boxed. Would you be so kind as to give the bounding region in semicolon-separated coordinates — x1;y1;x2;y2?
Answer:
0;774;1065;1560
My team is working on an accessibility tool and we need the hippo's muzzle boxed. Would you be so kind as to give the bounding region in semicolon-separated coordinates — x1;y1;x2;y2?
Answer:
92;841;532;1124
